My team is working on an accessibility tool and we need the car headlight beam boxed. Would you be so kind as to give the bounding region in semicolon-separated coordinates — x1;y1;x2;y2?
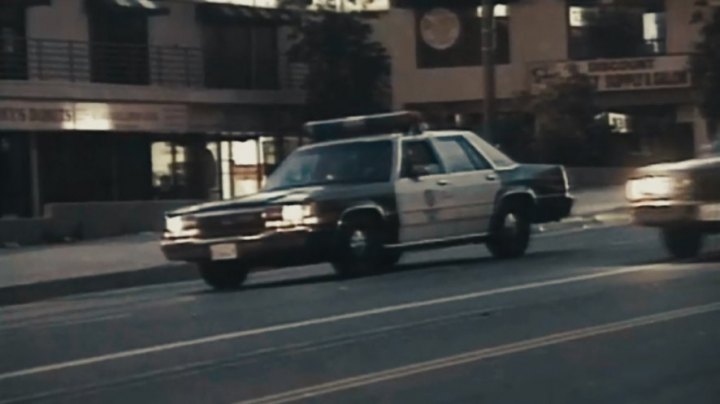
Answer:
626;176;676;201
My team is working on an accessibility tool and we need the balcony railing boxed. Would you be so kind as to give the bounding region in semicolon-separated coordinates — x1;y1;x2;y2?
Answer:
0;36;306;90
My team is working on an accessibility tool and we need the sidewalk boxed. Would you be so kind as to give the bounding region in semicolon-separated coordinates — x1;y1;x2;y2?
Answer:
0;186;628;306
0;233;195;305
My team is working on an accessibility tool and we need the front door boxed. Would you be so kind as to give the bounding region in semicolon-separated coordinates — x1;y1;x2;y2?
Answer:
395;139;455;243
429;134;501;236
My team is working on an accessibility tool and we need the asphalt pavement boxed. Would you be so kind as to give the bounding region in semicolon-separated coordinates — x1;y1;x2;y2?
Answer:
1;224;720;404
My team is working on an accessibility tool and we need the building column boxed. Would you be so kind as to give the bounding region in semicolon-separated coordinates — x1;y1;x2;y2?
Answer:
28;132;41;217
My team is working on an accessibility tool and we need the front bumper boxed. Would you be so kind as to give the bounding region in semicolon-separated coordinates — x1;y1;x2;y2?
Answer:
161;226;335;266
631;201;720;231
534;194;574;223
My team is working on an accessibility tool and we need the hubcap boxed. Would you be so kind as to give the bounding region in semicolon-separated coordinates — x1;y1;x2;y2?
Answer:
502;213;519;237
349;230;368;256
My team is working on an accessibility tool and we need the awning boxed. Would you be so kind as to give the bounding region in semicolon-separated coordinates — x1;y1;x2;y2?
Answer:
196;4;298;24
4;0;52;6
87;0;170;16
393;0;518;8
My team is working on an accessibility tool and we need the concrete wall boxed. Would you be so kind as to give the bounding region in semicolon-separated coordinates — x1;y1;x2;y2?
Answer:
508;0;568;64
666;0;702;54
0;200;197;246
27;0;88;41
377;9;525;109
150;2;203;48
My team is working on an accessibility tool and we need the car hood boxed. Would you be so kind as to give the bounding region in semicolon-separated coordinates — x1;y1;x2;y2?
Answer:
635;156;720;176
168;186;325;216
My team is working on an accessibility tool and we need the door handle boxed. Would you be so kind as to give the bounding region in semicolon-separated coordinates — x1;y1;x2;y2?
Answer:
486;173;498;181
437;179;450;186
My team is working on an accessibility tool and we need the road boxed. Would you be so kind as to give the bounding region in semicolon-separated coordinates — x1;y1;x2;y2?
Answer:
1;224;720;403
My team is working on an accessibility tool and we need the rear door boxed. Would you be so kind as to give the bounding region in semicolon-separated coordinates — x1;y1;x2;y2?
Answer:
395;139;455;243
429;134;501;236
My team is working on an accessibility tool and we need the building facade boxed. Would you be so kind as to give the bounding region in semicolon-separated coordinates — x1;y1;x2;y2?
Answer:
375;0;709;165
0;0;308;220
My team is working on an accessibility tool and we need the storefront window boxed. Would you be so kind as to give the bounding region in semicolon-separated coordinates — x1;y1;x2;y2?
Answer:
151;141;219;200
151;142;175;197
568;0;666;60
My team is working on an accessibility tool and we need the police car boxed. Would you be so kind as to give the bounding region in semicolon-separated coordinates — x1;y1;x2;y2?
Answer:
161;112;574;290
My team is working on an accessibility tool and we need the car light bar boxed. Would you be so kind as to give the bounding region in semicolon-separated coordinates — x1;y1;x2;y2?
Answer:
304;111;425;141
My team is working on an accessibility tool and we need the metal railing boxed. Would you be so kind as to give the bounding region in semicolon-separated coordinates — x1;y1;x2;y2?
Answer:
0;36;306;90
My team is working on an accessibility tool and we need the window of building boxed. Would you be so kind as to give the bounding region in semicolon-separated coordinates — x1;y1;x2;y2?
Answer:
202;22;279;90
88;6;150;84
568;0;666;60
415;4;510;69
0;5;27;80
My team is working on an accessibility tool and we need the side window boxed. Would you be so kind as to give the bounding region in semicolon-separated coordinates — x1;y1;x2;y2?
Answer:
433;136;492;173
456;136;493;170
401;140;443;178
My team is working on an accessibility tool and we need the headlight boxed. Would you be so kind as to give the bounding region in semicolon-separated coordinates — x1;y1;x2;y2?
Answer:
165;215;196;234
166;216;185;234
626;176;689;201
281;204;312;224
266;204;317;227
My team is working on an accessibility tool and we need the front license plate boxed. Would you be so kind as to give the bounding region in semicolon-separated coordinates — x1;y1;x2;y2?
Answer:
210;243;238;261
699;204;720;221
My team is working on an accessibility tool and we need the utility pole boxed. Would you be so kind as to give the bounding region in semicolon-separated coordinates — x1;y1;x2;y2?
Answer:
481;0;496;142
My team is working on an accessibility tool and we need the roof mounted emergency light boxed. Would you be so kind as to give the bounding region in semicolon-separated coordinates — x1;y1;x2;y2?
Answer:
304;111;425;142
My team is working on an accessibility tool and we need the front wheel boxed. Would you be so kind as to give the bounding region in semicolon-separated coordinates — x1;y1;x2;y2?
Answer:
331;219;395;278
661;227;703;259
198;261;249;290
487;204;531;259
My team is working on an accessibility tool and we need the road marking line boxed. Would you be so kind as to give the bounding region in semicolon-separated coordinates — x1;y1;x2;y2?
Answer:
238;301;720;404
0;314;130;333
0;262;682;382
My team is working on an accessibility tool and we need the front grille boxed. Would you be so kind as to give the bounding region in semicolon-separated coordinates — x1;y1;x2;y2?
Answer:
195;212;265;238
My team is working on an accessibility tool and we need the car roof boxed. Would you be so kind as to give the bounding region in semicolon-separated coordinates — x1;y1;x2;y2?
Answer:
298;130;473;151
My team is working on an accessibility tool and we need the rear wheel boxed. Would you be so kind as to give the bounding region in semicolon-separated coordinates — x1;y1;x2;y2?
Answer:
661;226;703;259
331;218;396;277
198;261;249;290
487;203;531;259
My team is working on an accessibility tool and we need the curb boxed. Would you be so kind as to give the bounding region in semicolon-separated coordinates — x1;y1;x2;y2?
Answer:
0;208;633;308
0;263;197;307
537;207;631;233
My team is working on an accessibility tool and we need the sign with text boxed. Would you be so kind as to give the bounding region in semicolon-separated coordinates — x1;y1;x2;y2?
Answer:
0;101;188;132
528;55;691;94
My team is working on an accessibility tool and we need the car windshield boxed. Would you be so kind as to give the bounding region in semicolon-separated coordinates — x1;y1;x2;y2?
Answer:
265;140;394;190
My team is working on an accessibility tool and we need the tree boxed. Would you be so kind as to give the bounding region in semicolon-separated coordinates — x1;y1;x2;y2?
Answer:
285;5;391;120
519;68;612;166
690;6;720;135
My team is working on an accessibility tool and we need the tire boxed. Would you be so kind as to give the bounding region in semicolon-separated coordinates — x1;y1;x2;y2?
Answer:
487;202;531;259
331;218;396;277
661;227;703;259
381;250;403;267
198;261;249;290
